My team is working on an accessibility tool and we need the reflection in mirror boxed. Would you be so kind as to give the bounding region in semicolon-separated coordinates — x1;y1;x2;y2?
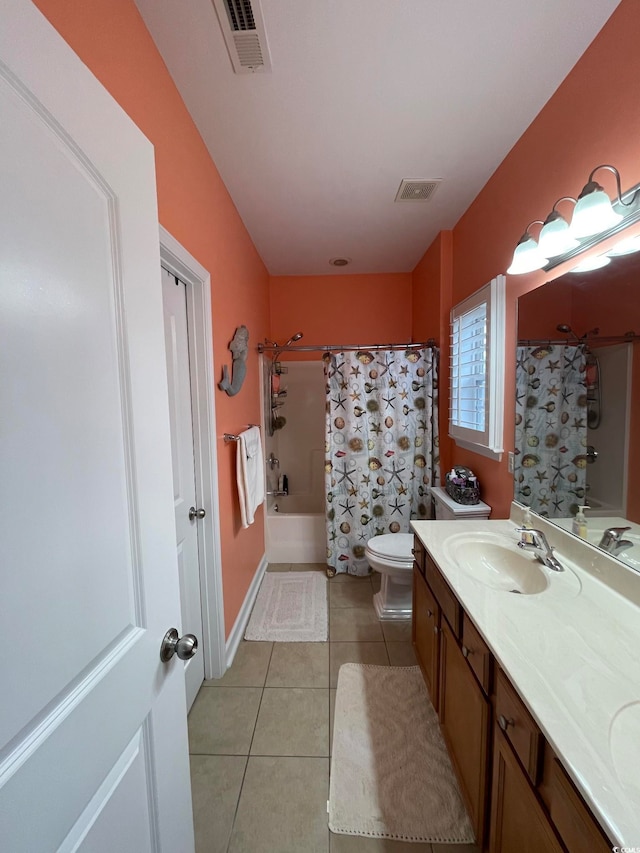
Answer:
515;236;640;569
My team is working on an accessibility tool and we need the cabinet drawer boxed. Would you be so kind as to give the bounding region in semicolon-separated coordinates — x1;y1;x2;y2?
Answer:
495;669;542;785
412;536;426;576
547;758;611;853
425;554;461;638
462;614;492;695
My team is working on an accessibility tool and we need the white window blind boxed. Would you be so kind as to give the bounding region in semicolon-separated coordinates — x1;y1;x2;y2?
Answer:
449;276;505;459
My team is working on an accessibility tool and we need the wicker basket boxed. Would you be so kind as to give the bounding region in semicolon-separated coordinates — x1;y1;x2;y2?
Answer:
445;466;480;505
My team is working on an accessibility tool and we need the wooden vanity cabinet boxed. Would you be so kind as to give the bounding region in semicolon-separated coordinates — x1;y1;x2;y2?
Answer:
439;617;490;846
412;567;440;708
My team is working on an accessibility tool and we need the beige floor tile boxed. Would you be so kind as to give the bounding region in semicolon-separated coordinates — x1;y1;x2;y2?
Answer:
190;755;246;853
330;579;374;608
330;606;384;642
329;642;389;688
188;687;262;755
293;562;330;573
432;845;480;853
266;642;329;688
209;641;273;687
330;833;433;852
251;687;329;756
267;562;291;572
329;688;336;756
381;620;412;642
331;571;373;583
385;641;418;667
228;756;330;853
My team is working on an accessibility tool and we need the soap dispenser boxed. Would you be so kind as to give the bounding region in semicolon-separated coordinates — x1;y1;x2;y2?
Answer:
572;505;589;539
522;506;533;529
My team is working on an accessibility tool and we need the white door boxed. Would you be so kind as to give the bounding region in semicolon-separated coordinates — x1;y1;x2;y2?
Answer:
0;2;194;851
162;267;205;709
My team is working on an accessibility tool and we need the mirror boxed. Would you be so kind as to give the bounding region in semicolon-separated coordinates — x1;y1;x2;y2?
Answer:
514;233;640;567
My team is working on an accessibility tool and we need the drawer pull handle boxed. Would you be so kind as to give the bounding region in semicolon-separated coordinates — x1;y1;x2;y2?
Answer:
426;609;433;618
433;625;440;635
461;645;472;658
498;714;514;732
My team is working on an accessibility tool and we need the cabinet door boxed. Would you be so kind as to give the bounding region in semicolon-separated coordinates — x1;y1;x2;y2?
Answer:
490;730;564;853
439;619;490;845
412;568;440;709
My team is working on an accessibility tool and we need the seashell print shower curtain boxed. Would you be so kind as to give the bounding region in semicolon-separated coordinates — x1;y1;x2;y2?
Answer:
324;347;440;576
514;344;587;517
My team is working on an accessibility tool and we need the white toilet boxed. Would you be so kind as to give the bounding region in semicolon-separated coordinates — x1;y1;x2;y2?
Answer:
365;533;414;621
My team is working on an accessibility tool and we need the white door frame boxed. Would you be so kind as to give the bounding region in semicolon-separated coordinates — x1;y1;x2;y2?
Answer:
160;226;225;679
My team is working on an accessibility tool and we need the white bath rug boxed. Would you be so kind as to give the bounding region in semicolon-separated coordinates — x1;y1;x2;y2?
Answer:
329;664;475;844
244;572;328;642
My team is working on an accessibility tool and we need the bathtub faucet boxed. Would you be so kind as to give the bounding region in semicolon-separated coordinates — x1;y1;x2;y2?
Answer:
268;453;279;470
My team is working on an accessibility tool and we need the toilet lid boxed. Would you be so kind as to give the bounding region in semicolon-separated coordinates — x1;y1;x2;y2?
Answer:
367;533;413;561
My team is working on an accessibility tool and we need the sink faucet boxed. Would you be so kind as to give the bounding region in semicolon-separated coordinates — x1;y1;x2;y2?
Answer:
517;528;564;572
598;526;633;555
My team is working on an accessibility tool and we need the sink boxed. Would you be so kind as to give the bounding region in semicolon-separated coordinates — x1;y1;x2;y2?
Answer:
609;702;640;797
443;531;549;594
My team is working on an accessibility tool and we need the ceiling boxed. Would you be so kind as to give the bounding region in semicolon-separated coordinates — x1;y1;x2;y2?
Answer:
134;0;620;276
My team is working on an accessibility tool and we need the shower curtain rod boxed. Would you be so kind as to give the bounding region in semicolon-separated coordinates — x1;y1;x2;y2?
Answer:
258;338;437;353
518;334;639;346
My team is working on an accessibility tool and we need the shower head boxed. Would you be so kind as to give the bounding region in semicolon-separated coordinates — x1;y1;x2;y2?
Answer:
284;332;304;347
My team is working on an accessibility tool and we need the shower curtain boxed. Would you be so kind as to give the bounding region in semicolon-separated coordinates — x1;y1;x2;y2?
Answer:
514;344;587;516
324;347;440;576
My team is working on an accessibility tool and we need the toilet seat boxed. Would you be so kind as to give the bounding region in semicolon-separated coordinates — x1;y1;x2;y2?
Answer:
366;533;413;563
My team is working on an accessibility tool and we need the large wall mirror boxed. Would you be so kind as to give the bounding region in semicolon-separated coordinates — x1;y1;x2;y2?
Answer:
514;231;640;568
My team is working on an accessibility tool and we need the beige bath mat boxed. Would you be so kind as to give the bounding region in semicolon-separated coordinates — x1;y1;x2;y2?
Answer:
329;664;475;844
245;571;328;641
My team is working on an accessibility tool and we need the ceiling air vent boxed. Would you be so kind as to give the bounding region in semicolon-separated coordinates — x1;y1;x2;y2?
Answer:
212;0;272;74
394;179;442;203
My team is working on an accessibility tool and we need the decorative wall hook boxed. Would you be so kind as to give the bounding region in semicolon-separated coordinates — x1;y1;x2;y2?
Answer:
219;325;249;396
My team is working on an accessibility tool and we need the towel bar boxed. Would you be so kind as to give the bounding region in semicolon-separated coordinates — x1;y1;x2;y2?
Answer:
223;424;258;442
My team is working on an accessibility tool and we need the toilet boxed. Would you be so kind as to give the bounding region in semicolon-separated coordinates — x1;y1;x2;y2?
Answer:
366;490;492;621
365;533;414;621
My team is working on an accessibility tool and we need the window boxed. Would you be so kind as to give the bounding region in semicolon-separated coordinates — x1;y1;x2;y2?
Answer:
449;275;505;459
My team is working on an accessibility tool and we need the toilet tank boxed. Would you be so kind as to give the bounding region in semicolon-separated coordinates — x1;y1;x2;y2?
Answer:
432;486;491;520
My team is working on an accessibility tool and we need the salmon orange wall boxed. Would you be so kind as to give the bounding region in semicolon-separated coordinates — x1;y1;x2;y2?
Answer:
411;232;453;476
269;273;413;357
416;0;640;518
33;0;270;639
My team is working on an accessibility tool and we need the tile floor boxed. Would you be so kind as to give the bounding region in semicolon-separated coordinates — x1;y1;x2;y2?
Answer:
188;563;480;853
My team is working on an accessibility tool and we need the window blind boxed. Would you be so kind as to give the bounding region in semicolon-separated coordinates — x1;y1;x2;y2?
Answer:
450;301;487;431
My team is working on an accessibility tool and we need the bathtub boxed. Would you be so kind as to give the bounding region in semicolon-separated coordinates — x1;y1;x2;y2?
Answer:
266;494;326;564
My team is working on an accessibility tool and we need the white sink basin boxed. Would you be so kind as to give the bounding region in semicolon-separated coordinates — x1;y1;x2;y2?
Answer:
443;531;549;594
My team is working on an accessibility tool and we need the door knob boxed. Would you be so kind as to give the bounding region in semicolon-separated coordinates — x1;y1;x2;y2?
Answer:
160;628;199;662
189;506;206;520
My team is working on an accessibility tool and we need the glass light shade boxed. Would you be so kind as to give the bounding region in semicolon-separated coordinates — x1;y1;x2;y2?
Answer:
570;187;623;238
538;215;579;257
568;254;611;273
607;234;640;256
507;235;548;275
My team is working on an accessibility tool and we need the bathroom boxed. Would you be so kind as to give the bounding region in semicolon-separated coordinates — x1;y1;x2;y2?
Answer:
6;1;640;852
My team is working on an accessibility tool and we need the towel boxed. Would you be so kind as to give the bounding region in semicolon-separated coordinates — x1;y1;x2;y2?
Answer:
236;426;266;528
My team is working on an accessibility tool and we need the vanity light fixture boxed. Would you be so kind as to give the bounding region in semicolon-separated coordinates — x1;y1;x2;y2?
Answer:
507;164;640;275
607;234;640;256
538;197;579;257
568;254;611;273
570;165;627;238
506;221;548;275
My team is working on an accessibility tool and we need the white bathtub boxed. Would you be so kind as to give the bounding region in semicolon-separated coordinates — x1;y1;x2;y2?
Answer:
266;495;326;564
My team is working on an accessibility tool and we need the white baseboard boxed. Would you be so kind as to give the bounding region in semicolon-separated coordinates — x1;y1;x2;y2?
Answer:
225;553;268;670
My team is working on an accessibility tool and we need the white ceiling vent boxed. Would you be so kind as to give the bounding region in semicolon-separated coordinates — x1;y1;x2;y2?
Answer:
394;179;442;202
212;0;272;74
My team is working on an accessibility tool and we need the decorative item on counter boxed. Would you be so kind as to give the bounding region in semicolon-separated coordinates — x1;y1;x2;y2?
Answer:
572;505;589;539
218;325;249;396
445;465;481;505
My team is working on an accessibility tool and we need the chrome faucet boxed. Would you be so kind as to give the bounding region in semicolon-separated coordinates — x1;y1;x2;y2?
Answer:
267;452;280;470
517;528;564;572
598;526;633;555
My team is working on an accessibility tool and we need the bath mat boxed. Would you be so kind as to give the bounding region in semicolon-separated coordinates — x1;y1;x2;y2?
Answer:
244;572;328;642
329;664;475;844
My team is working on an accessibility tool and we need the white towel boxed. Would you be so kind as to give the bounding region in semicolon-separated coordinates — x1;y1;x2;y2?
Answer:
236;426;266;528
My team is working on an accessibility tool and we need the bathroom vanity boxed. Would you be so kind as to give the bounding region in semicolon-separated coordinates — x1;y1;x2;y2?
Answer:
411;507;639;852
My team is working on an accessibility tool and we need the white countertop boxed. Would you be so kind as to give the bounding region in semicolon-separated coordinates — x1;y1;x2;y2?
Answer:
411;509;640;847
